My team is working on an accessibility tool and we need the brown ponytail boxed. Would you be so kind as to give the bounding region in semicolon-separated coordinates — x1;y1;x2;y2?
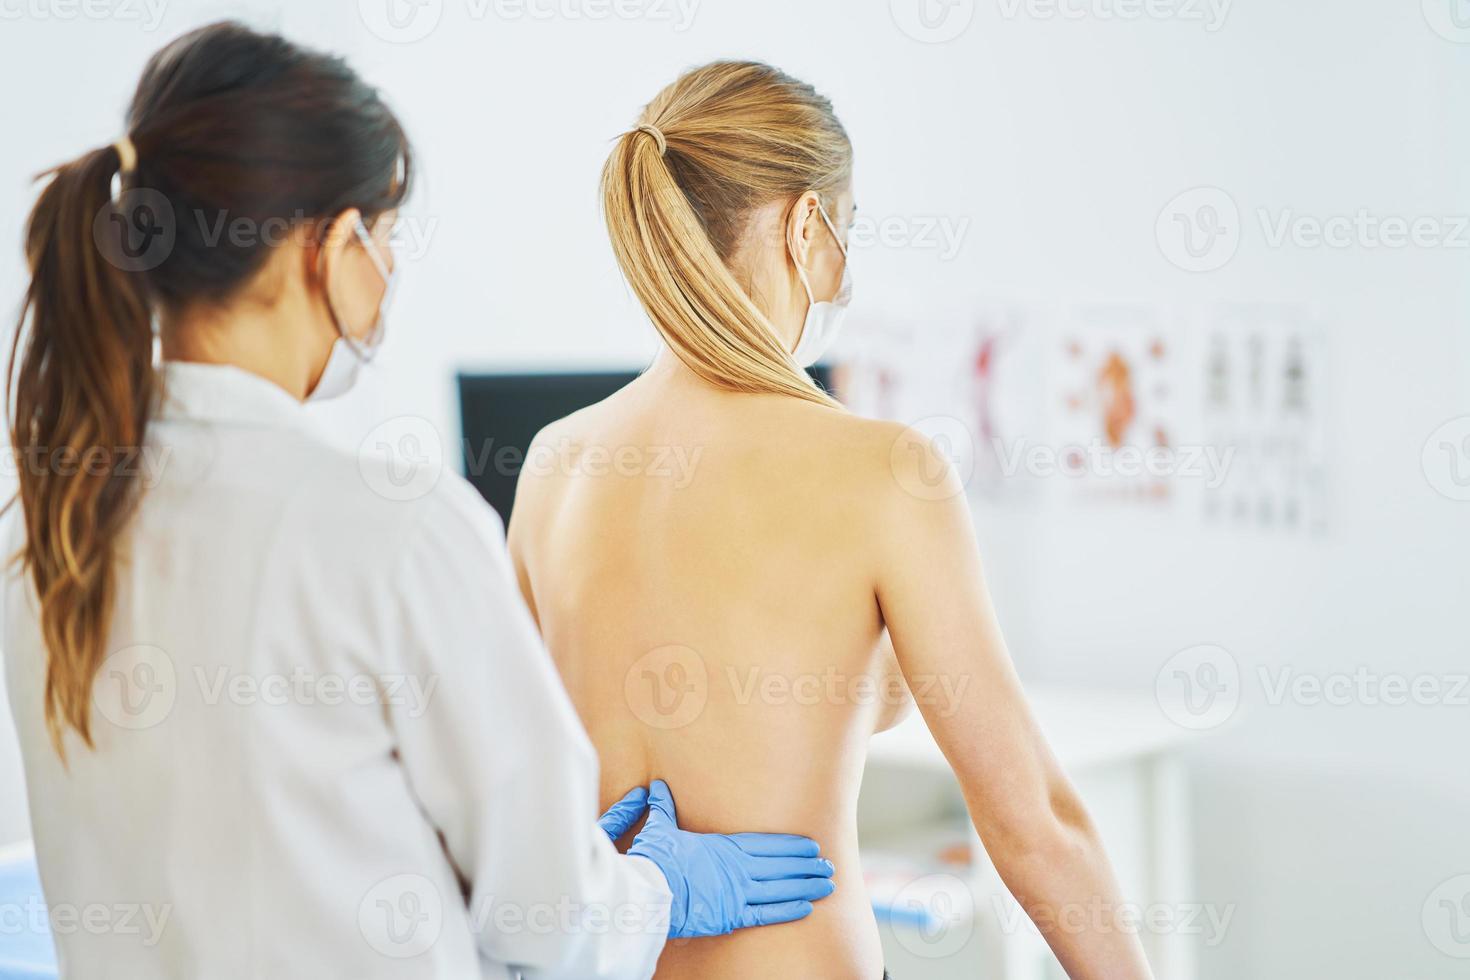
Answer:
600;61;851;408
7;22;412;756
9;145;157;755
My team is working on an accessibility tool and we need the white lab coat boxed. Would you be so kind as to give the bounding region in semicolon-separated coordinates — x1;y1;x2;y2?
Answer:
2;361;670;980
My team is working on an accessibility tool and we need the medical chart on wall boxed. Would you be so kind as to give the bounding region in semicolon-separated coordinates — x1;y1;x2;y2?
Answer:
1200;305;1329;535
836;304;1040;502
1049;305;1178;506
833;300;1329;533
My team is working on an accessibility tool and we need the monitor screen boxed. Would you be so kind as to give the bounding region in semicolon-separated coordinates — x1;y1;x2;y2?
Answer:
457;366;834;524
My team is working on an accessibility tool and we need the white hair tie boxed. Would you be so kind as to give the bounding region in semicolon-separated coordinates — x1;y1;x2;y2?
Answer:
114;135;138;175
636;124;667;157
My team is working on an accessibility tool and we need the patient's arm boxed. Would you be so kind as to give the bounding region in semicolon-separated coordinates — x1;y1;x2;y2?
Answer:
873;435;1154;980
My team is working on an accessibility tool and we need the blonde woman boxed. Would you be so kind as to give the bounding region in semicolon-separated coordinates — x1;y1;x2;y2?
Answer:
508;62;1154;980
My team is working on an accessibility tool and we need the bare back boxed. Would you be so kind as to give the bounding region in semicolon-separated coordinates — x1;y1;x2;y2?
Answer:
509;364;910;979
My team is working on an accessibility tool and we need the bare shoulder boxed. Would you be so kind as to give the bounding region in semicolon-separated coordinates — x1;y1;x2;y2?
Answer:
759;400;964;506
525;398;602;456
510;387;631;531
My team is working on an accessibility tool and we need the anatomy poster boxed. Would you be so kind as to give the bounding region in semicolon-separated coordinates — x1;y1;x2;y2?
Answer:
837;304;1038;501
1201;305;1329;534
1049;305;1178;505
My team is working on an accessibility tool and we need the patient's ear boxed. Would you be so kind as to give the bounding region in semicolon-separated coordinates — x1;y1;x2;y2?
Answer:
785;192;824;269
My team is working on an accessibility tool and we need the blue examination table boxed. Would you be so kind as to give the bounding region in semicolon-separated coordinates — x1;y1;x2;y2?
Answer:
0;844;57;980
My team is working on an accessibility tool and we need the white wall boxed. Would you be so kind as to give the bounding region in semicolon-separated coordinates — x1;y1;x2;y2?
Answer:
1;1;1465;976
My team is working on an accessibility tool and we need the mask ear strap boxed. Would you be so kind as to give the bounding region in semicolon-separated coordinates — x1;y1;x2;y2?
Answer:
816;201;849;259
354;219;394;282
318;218;391;360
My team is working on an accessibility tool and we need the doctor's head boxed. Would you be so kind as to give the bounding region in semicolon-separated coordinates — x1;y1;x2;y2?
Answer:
602;61;854;407
9;21;412;754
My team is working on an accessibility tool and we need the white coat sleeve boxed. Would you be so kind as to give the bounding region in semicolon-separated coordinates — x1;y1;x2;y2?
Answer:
382;478;670;979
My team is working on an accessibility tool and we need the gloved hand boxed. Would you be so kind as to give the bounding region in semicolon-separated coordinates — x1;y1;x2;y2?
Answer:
598;786;649;842
628;779;836;938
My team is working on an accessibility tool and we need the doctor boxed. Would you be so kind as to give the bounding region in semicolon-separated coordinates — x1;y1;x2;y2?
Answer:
2;22;834;980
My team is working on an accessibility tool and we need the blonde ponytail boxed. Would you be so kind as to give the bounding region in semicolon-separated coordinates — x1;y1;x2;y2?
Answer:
600;61;851;408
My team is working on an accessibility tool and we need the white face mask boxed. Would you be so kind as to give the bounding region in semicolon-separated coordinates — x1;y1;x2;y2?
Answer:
309;219;397;403
789;201;852;369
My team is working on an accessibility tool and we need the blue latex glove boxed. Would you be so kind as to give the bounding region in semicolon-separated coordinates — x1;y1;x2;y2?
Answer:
628;779;836;938
598;786;649;841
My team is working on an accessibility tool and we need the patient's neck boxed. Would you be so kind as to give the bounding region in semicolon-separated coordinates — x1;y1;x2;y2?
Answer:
642;343;717;394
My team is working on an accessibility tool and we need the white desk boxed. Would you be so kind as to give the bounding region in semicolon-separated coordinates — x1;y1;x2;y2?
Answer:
858;686;1196;980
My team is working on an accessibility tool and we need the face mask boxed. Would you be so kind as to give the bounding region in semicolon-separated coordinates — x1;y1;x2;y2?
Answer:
309;219;397;403
789;201;852;369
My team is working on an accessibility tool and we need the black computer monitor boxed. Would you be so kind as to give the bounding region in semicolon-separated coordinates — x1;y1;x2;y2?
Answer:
457;365;834;524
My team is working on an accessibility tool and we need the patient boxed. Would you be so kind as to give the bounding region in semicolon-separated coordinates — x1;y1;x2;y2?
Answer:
508;62;1153;980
